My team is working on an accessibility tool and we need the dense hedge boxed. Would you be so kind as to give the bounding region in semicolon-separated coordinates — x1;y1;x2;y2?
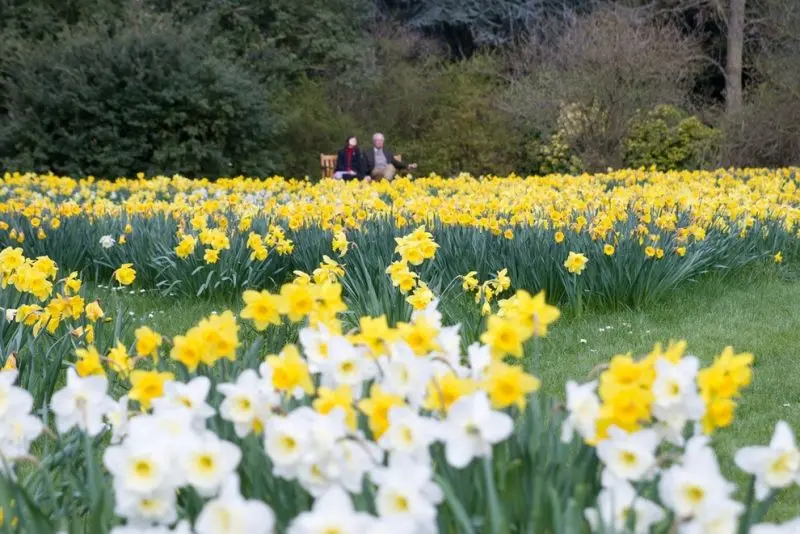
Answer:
0;24;279;178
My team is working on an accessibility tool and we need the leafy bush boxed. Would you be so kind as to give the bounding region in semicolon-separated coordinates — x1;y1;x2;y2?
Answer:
404;56;521;176
0;21;280;178
272;79;360;179
534;132;585;175
624;105;720;170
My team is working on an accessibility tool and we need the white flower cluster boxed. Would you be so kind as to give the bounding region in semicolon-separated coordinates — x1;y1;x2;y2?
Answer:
102;375;274;534
100;235;116;249
562;356;705;448
565;352;800;534
212;301;513;533
586;424;800;534
0;370;43;470
37;300;514;534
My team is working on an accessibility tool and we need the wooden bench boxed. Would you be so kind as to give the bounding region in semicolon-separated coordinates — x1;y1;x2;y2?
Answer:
320;153;401;179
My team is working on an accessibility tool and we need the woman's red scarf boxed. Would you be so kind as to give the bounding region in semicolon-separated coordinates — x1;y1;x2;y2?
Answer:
345;146;355;172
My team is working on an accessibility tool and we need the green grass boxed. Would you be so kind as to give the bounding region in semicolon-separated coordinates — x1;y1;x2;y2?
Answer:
96;263;800;520
535;264;800;520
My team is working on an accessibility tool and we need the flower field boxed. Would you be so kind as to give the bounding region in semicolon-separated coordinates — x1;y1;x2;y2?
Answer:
0;168;799;533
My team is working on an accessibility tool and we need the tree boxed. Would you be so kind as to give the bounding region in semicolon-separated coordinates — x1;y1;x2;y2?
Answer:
725;0;745;114
377;0;588;58
144;0;375;84
502;6;702;169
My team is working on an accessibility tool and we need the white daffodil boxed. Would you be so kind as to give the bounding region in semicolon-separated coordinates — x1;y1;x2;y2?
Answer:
653;356;700;409
104;441;178;495
679;497;744;534
0;370;32;419
50;368;114;436
287;486;375;534
183;432;242;497
363;518;417;534
596;426;659;482
380;343;432;408
434;324;463;370
125;410;195;461
585;472;665;534
659;436;737;520
467;343;492;380
0;410;44;461
0;377;40;458
292;410;351;495
379;406;440;462
308;409;349;456
320;336;375;391
561;380;600;444
735;420;800;500
113;486;178;526
100;235;116;248
195;474;275;534
372;454;442;534
299;323;335;374
153;376;215;429
651;357;704;445
334;436;381;494
218;369;274;438
105;395;130;444
264;410;313;480
296;458;335;498
443;391;513;469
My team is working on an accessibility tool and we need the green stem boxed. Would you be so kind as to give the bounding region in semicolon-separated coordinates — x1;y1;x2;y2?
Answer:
483;457;508;534
737;476;756;534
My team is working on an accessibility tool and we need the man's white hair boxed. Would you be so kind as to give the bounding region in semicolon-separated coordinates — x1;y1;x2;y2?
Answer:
372;132;384;141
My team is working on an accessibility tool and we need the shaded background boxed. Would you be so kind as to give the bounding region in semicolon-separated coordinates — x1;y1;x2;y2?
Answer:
0;0;796;179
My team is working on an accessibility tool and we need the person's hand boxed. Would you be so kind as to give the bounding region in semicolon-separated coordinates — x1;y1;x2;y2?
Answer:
408;163;418;170
363;176;372;183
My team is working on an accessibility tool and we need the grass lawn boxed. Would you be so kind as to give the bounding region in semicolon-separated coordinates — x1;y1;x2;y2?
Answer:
535;264;800;520
93;262;800;520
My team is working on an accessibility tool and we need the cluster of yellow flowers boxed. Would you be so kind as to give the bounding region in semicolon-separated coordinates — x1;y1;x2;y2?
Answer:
176;215;294;265
460;268;512;314
385;226;439;310
0;247;58;301
236;258;349;338
591;341;753;442
171;311;240;372
697;347;754;434
1;169;797;271
0;247;103;340
482;290;561;358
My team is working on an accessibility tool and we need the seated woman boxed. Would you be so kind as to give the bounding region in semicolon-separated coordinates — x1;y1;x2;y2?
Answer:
333;136;365;180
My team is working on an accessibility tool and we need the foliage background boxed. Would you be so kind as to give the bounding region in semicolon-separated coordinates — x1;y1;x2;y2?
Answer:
0;0;798;178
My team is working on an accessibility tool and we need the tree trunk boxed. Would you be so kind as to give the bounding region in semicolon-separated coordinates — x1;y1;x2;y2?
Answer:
726;0;745;115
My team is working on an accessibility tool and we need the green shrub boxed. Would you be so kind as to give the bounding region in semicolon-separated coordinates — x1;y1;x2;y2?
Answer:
271;78;359;179
623;105;720;170
407;56;521;176
0;21;280;178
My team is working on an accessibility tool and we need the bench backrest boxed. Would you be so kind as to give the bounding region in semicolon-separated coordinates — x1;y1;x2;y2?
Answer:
320;153;337;179
320;153;402;179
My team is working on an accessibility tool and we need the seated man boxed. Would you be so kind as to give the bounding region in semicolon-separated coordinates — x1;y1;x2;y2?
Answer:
362;132;417;180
